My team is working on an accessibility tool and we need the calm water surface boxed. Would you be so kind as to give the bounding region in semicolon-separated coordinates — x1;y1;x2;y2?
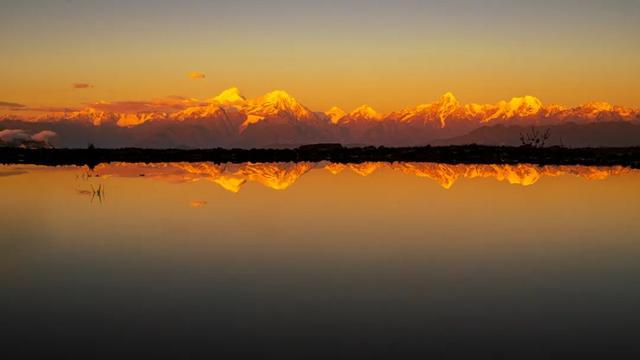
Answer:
2;162;640;358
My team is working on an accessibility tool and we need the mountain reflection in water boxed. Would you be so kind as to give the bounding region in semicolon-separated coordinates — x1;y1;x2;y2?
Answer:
77;161;637;192
2;161;640;358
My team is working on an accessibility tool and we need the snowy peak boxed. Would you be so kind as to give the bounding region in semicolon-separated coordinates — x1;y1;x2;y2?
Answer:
14;88;639;131
348;105;383;121
435;92;461;127
567;101;638;121
484;95;543;122
65;107;117;126
212;87;246;105
259;90;302;110
236;90;317;131
59;106;167;127
325;106;346;124
173;104;225;121
391;92;461;127
262;90;297;104
503;95;543;115
438;92;460;108
174;88;243;120
247;90;313;119
509;96;543;112
583;101;614;113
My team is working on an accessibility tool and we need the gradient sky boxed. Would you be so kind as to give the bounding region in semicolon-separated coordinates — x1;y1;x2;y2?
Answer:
1;0;639;113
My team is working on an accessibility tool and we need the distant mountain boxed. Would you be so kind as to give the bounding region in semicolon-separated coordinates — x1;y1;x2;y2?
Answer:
324;106;346;124
1;88;638;148
433;122;640;147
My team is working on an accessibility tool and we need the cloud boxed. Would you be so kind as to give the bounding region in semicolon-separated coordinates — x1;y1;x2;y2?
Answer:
188;71;206;80
88;96;206;114
12;106;80;113
90;101;158;113
0;101;27;109
189;200;208;208
72;83;93;89
0;129;57;148
31;130;57;143
0;129;31;143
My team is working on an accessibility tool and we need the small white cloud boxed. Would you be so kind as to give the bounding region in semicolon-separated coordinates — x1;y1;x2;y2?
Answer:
0;129;30;143
0;129;57;147
31;130;57;142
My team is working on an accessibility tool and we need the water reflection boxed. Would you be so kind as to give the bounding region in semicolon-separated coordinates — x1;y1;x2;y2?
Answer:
75;184;105;203
0;169;27;177
79;162;638;192
1;161;640;357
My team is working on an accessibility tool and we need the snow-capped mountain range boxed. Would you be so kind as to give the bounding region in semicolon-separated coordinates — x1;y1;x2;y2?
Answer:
2;87;639;148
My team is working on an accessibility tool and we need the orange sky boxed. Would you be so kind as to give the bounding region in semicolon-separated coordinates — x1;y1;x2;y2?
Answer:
1;0;639;114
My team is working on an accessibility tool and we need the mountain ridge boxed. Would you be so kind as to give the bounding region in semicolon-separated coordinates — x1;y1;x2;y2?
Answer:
2;87;639;148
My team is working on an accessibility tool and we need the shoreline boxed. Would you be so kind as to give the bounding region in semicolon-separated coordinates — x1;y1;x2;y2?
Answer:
1;145;640;168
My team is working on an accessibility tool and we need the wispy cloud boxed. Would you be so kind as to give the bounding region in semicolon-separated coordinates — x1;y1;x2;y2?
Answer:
7;105;80;113
28;106;80;112
0;101;27;109
72;83;93;89
88;96;205;113
188;71;206;80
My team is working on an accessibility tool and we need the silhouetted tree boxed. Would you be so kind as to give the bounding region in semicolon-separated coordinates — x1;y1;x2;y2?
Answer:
520;127;551;148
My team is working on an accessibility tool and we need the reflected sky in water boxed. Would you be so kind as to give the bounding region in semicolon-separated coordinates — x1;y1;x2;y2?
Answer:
1;162;640;358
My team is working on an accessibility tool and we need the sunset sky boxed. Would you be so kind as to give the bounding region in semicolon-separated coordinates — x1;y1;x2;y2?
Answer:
1;0;639;113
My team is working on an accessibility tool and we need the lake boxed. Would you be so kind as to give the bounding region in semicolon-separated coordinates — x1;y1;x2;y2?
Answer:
2;162;640;358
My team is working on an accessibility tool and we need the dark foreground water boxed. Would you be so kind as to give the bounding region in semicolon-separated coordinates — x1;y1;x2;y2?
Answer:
1;162;640;358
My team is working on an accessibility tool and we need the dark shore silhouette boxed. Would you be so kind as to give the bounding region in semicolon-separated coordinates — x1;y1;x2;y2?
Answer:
1;144;640;168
